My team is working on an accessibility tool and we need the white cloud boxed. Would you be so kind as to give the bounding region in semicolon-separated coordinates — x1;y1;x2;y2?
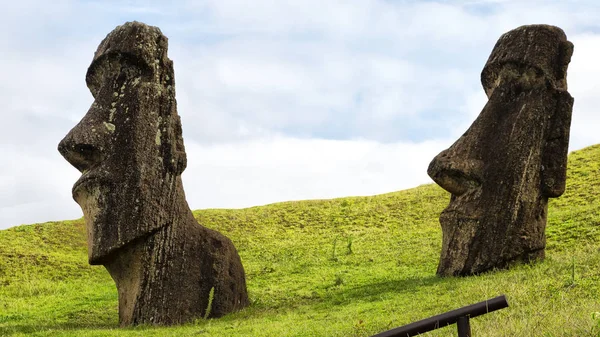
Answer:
182;137;450;210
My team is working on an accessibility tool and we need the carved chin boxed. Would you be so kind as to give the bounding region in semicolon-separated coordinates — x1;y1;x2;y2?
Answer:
437;209;481;269
439;211;480;248
74;185;110;264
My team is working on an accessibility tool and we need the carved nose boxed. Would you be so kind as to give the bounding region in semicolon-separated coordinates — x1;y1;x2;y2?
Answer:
58;128;105;173
427;149;483;196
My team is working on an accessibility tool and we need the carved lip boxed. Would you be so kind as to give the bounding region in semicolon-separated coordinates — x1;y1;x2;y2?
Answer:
72;169;108;195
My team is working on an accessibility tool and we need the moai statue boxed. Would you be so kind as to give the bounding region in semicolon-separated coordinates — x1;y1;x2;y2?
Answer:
428;25;574;276
58;21;249;325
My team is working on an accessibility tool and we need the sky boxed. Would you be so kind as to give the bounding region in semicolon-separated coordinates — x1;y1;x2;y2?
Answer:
1;0;600;229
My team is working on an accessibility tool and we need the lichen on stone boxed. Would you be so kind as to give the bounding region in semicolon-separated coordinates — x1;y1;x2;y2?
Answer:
103;122;116;133
155;129;161;145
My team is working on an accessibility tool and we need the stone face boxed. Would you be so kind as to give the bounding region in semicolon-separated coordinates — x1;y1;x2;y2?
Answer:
427;25;574;276
58;21;249;325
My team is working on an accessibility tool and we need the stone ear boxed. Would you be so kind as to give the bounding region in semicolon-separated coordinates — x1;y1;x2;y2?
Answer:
541;90;573;197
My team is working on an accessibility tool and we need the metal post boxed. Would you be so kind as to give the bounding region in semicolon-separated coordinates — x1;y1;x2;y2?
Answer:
457;316;471;337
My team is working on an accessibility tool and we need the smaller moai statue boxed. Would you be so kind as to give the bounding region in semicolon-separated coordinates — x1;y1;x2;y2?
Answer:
58;21;249;325
428;25;574;276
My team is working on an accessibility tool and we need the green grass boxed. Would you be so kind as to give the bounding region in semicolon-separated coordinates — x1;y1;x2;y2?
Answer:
1;144;600;336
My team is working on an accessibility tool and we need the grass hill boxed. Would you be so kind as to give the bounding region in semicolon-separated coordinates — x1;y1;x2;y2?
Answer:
1;144;599;337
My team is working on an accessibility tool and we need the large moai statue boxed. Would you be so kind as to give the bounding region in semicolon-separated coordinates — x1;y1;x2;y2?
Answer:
58;21;249;325
428;25;574;276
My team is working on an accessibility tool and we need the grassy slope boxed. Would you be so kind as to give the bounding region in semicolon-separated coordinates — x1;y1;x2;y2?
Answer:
0;144;599;337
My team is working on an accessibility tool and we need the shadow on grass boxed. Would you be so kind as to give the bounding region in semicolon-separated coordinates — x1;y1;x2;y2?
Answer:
319;274;445;307
247;273;447;315
0;321;201;336
0;322;118;335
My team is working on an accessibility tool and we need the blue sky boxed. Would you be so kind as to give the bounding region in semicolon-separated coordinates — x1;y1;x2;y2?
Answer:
2;0;600;229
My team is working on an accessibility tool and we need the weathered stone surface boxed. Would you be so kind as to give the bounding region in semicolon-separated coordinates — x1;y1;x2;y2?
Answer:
428;25;574;276
58;21;249;325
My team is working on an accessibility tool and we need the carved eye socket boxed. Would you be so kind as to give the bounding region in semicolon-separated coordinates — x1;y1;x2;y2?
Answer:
86;53;152;97
86;58;120;98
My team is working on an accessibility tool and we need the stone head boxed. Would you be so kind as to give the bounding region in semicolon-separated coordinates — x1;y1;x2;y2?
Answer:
58;21;187;264
427;25;574;275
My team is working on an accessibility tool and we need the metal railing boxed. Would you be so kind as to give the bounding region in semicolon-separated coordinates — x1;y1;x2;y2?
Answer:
371;295;509;337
